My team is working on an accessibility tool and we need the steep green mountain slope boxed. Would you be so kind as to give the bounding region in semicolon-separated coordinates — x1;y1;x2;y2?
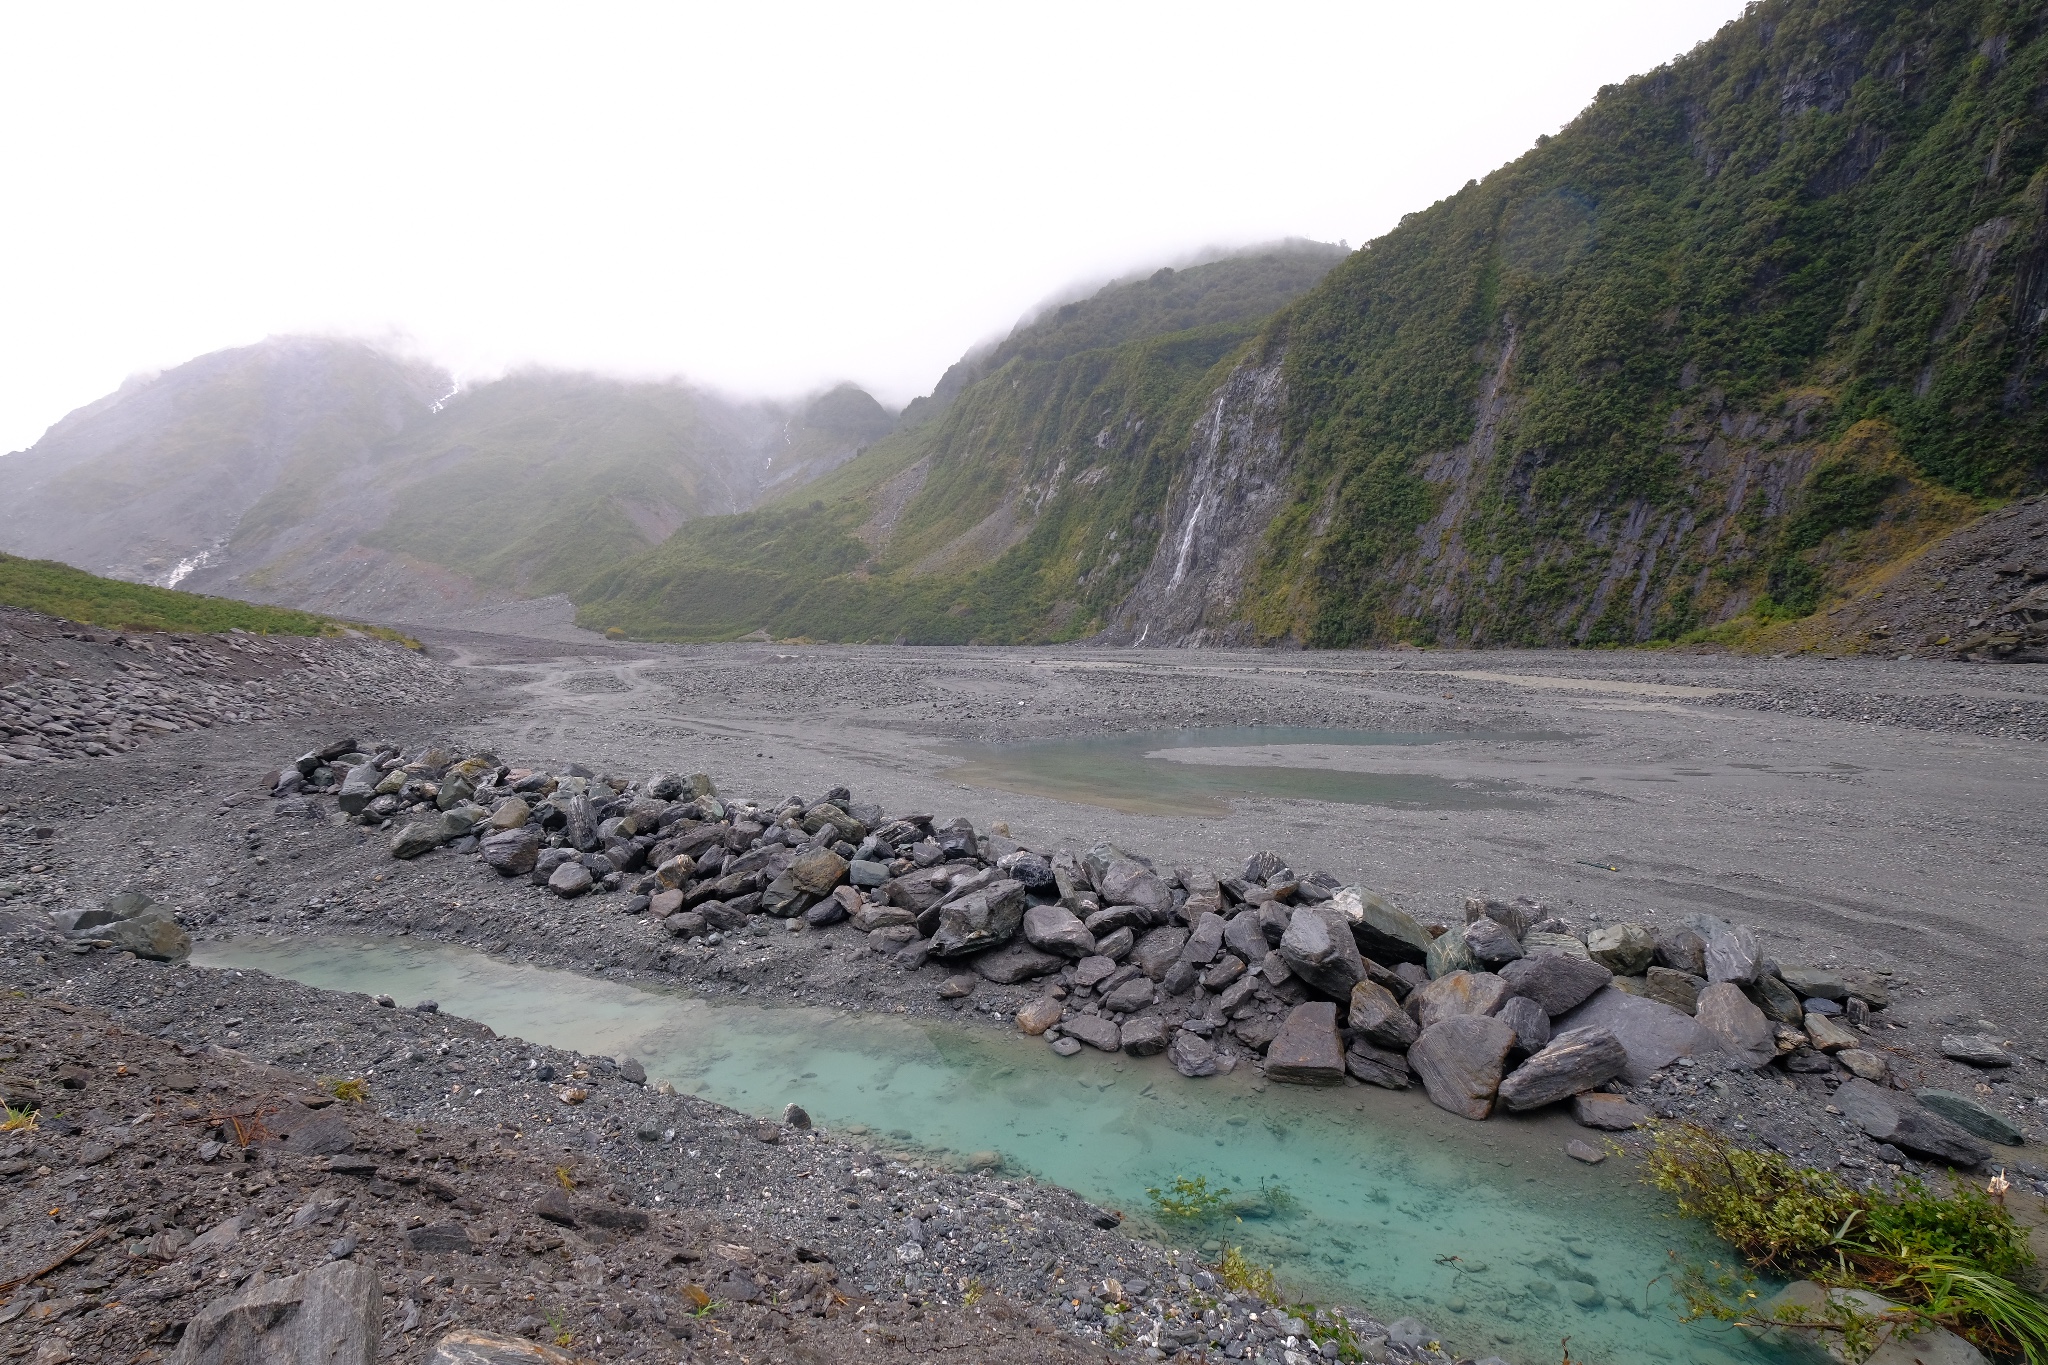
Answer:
576;241;1349;641
591;0;2048;652
1218;0;2048;648
0;552;397;638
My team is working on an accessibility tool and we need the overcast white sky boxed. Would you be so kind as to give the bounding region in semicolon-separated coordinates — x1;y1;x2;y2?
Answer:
0;1;1748;453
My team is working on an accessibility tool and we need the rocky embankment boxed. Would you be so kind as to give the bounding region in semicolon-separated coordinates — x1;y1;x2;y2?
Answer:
0;607;451;769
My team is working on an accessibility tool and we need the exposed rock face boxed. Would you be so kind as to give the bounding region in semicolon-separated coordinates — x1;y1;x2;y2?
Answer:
1408;1015;1517;1120
171;1261;380;1365
1497;1027;1629;1111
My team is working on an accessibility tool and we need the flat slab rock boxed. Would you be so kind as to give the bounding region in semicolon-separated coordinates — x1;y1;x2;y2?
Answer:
1060;1015;1121;1053
1265;1001;1345;1085
1497;1026;1628;1112
1833;1078;1992;1167
1572;1092;1649;1130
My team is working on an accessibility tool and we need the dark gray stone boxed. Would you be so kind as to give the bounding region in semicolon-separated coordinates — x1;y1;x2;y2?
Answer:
1412;970;1511;1030
931;878;1028;958
1334;888;1432;965
1463;915;1523;966
1169;1030;1219;1078
1941;1034;2014;1068
1915;1090;2025;1146
1344;1041;1411;1089
1746;971;1805;1025
1222;911;1269;964
1697;916;1761;984
1131;925;1190;980
1499;953;1612;1017
1279;903;1365;999
1643;966;1705;1015
1555;986;1716;1084
1061;1015;1121;1053
1022;904;1096;959
170;1261;379;1365
1834;1079;1992;1167
480;827;542;878
101;907;191;962
1694;983;1777;1069
973;942;1067;984
1181;911;1226;965
1120;1017;1169;1056
1585;922;1654;975
1653;929;1707;977
1572;1093;1649;1130
1498;1027;1629;1111
1102;975;1156;1013
1497;995;1551;1053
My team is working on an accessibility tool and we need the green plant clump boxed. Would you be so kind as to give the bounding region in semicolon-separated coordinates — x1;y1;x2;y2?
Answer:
1647;1123;2047;1362
1147;1175;1232;1222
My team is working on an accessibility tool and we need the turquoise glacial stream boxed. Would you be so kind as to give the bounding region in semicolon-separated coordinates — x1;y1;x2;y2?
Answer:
192;937;1791;1365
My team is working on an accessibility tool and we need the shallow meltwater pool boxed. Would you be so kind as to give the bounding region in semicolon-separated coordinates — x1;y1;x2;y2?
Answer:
193;937;1786;1365
937;726;1557;817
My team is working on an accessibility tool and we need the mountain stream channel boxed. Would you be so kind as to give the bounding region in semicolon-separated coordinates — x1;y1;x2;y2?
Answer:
193;937;1797;1365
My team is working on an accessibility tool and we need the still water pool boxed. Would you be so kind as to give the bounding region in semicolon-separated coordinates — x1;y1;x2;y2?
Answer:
938;726;1555;817
193;937;1788;1365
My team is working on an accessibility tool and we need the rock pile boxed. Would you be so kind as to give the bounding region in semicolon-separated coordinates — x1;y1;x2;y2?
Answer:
248;738;2025;1168
0;609;450;768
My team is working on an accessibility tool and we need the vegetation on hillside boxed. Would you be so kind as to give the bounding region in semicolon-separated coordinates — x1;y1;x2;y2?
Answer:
578;245;1349;641
0;552;391;638
1253;0;2046;647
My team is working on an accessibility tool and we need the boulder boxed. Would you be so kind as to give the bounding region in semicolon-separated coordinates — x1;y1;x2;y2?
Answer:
972;942;1066;984
547;862;594;898
102;906;191;962
1498;953;1612;1017
1838;1049;1889;1083
1413;970;1511;1030
1408;1014;1517;1120
851;903;916;932
1344;1041;1412;1089
1424;924;1475;980
1522;930;1591;960
1694;983;1776;1068
1941;1034;2014;1068
1497;995;1551;1053
1572;1093;1649;1130
1022;904;1096;959
1346;980;1419;1051
1265;1003;1347;1085
882;866;955;911
931;879;1028;958
1330;887;1432;965
1692;915;1760;984
1915;1089;2025;1146
1555;986;1716;1084
1804;1012;1859;1053
1169;1030;1220;1078
1061;1015;1121;1053
337;762;381;816
1777;965;1845;1000
788;848;849;896
1466;895;1538;938
1102;976;1156;1013
1498;1027;1629;1111
1462;915;1523;966
1095;926;1136;961
389;823;447;860
1834;1079;1991;1167
1279;903;1365;999
1746;971;1805;1025
1841;968;1890;1009
480;827;542;878
1015;998;1064;1035
1653;929;1707;977
1586;922;1654;975
1223;911;1270;963
1130;925;1190;979
1120;1017;1169;1056
171;1260;379;1365
1642;966;1705;1015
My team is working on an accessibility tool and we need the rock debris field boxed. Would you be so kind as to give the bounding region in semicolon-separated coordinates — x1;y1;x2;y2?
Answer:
2;613;2047;1365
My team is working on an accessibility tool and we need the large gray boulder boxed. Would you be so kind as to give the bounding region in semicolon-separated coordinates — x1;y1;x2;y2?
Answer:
1694;983;1777;1069
1130;925;1190;980
1586;922;1654;975
1835;1080;1992;1167
1346;980;1419;1051
1412;970;1511;1030
1556;986;1717;1084
1022;904;1096;959
1462;916;1523;966
172;1261;379;1365
1330;887;1432;965
1497;1027;1628;1111
1408;1014;1517;1120
1223;910;1270;963
1279;904;1364;999
1265;1002;1346;1085
337;761;381;815
480;827;542;877
1696;916;1761;984
1181;911;1226;965
1499;953;1612;1017
931;879;1028;957
102;906;192;962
